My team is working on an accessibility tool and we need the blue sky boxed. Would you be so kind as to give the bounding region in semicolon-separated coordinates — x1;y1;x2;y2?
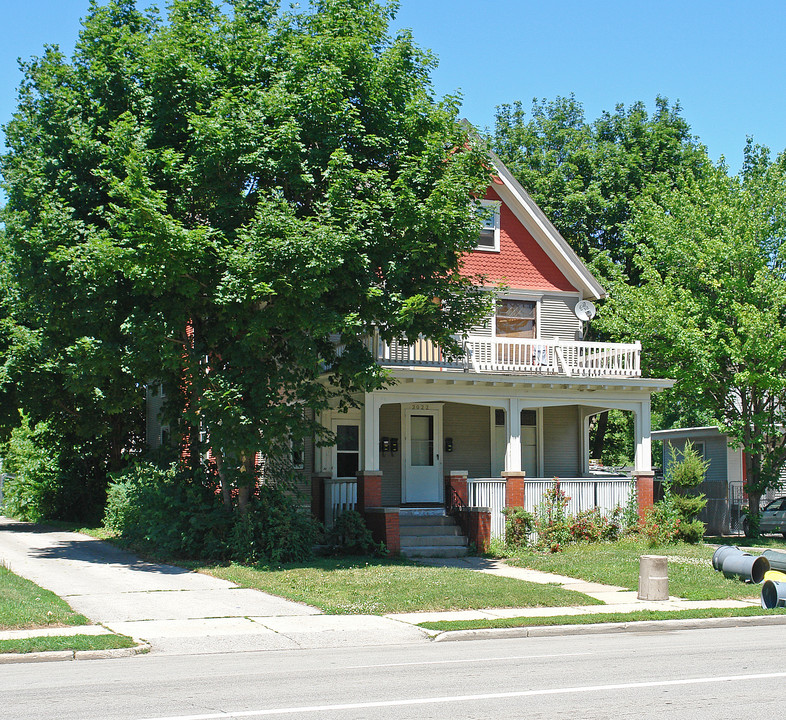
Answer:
1;0;785;174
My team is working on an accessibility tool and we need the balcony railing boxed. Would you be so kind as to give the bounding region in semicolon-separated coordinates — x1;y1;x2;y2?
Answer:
368;332;641;378
465;337;641;378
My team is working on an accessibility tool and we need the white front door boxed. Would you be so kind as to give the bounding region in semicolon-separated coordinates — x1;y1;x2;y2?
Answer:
403;404;443;503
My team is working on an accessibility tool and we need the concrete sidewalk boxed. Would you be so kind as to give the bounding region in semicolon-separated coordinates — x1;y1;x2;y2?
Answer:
0;517;770;661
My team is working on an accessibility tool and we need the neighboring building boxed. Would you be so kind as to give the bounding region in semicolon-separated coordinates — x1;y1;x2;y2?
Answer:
653;426;785;536
147;150;674;554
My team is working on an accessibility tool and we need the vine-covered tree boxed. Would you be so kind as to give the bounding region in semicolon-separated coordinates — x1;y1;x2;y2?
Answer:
1;0;492;513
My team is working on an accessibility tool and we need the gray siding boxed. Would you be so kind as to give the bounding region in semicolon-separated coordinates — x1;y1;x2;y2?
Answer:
443;403;492;478
662;435;730;535
379;403;402;506
540;295;582;341
543;405;580;476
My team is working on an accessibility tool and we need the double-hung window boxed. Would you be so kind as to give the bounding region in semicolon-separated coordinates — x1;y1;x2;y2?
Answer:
476;199;500;252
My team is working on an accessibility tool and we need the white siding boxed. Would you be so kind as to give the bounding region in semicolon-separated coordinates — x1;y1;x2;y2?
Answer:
543;405;580;476
379;403;402;506
540;295;582;341
443;402;492;478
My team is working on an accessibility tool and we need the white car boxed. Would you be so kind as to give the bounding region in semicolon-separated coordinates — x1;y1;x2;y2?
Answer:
743;498;786;537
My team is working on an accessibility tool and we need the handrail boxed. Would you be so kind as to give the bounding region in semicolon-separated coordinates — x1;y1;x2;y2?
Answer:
362;331;641;378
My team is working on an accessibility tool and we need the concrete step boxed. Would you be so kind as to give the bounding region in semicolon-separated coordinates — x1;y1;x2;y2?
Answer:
400;545;469;559
400;534;468;548
398;515;458;527
399;524;462;537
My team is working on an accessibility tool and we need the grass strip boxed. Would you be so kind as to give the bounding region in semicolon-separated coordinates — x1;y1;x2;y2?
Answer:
200;557;603;614
419;606;786;632
499;539;760;601
0;566;90;630
0;633;136;655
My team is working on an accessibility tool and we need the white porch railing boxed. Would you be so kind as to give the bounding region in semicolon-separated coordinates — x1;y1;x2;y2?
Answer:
367;331;466;369
465;338;641;378
467;477;635;540
324;479;357;529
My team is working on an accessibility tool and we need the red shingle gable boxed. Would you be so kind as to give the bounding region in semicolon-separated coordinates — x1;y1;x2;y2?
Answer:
460;186;577;292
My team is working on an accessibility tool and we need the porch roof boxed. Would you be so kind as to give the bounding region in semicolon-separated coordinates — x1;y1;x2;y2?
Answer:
384;367;675;395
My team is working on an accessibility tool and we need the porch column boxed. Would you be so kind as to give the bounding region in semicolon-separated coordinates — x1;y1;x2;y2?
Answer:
632;398;654;520
362;392;381;472
633;398;652;473
504;398;522;472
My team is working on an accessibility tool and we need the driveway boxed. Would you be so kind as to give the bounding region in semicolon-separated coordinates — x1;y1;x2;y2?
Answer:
0;517;429;654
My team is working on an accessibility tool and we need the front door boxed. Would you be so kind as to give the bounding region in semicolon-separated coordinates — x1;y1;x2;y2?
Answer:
403;404;443;503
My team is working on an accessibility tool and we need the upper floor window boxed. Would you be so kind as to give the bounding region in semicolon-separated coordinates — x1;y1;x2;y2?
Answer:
496;298;537;338
476;200;500;252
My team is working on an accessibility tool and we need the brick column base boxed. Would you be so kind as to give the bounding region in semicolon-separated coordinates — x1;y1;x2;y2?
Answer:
633;471;655;521
453;507;492;554
501;470;526;508
445;470;469;509
356;470;382;511
364;508;400;555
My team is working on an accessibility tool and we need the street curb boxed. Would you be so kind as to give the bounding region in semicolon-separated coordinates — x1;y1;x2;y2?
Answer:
432;613;786;642
0;642;151;664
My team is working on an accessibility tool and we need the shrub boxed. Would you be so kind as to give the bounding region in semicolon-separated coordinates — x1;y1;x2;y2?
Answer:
569;507;622;543
639;493;682;545
502;506;535;547
325;510;384;556
104;461;318;563
535;479;572;552
665;441;708;543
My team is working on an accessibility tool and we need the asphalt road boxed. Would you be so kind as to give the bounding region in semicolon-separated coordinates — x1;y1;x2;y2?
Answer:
4;624;785;720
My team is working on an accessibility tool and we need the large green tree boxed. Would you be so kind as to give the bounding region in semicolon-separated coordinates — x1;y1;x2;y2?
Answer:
492;95;709;282
600;142;786;523
1;0;492;512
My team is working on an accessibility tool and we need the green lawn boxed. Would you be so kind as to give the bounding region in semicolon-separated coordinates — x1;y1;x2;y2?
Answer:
0;564;138;656
0;565;90;629
200;556;603;614
0;634;137;655
419;606;786;632
499;539;760;601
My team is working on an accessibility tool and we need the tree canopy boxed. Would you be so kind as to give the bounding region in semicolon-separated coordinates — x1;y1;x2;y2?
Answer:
0;0;492;509
600;141;786;514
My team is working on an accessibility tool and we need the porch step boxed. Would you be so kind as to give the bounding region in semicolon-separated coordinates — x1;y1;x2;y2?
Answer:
398;512;468;558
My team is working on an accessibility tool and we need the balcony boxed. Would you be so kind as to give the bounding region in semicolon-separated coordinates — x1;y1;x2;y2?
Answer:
368;332;641;378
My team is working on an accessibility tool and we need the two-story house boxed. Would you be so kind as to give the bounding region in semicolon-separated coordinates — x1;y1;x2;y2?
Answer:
309;151;673;554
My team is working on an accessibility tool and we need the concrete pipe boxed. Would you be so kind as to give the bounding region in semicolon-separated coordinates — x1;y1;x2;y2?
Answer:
638;555;669;600
761;580;786;609
763;550;786;573
721;552;769;584
712;545;741;572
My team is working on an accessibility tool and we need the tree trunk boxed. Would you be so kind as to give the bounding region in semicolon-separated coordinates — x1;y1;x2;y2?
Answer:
213;449;233;510
590;411;608;461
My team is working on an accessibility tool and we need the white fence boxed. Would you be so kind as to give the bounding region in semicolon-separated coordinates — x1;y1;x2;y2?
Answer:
324;480;357;529
467;477;634;540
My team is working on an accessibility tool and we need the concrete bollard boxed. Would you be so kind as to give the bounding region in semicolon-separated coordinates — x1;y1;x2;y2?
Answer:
638;555;669;600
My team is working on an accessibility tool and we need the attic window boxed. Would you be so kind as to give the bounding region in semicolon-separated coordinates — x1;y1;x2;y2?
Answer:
476;199;500;252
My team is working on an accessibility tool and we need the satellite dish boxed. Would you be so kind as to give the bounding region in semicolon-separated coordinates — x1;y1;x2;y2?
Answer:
575;300;596;322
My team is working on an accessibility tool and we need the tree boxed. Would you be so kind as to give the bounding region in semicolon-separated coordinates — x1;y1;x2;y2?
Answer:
0;0;492;514
492;95;709;283
599;142;786;523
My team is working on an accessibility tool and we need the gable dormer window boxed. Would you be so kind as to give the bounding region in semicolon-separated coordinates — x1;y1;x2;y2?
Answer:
476;199;500;252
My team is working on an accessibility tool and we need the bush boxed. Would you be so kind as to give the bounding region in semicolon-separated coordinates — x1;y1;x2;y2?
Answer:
1;418;108;524
104;461;319;563
639;494;682;545
325;510;384;555
502;506;535;547
666;441;708;543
